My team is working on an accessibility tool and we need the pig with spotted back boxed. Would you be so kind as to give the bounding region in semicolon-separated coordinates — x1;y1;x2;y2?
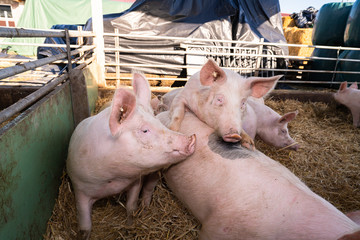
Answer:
66;73;196;239
334;81;360;127
149;111;360;240
169;59;282;148
243;97;300;150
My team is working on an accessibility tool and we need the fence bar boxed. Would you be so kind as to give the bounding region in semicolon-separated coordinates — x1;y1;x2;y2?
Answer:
0;46;94;80
0;27;94;38
104;32;360;52
0;41;82;49
104;47;360;63
103;62;360;75
0;61;92;125
0;74;68;124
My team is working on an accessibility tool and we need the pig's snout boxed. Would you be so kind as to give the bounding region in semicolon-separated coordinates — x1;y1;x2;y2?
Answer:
280;142;300;151
290;143;300;151
172;134;196;157
222;129;242;143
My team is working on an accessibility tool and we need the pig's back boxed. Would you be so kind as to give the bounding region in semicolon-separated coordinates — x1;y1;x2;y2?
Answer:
164;112;359;240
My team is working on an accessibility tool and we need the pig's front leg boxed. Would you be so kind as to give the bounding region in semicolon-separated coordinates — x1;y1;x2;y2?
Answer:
141;172;160;207
240;130;255;150
125;179;143;225
75;191;96;240
169;97;187;131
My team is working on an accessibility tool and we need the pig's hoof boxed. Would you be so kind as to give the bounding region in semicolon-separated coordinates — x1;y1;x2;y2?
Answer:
77;230;91;240
169;121;180;131
126;215;134;225
141;197;152;208
241;141;255;151
240;132;255;150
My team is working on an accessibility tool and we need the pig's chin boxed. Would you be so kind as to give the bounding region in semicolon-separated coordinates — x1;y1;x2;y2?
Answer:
222;133;241;143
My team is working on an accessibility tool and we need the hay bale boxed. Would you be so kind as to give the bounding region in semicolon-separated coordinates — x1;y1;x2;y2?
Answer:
44;95;360;239
283;27;314;57
282;16;296;28
105;73;175;87
160;76;177;87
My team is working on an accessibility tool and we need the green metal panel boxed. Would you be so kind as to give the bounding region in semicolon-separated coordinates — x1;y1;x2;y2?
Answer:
0;82;74;240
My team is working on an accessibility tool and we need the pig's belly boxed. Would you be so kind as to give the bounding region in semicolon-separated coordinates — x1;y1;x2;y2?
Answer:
76;177;134;200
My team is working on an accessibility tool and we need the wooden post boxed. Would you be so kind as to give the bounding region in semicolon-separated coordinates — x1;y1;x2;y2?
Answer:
91;0;106;87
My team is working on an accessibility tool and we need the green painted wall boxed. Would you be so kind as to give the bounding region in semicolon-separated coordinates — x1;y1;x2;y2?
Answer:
0;82;74;239
0;64;98;239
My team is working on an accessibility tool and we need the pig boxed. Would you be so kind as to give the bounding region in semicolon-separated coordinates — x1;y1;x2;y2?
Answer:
143;110;360;240
168;59;282;148
150;95;169;115
243;97;300;150
156;90;299;150
66;73;196;239
334;81;360;127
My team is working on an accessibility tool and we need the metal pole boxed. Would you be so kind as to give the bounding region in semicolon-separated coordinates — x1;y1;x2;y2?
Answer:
114;28;120;87
0;27;95;38
65;29;73;72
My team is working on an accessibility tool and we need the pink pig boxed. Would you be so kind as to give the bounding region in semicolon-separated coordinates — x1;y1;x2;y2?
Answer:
66;73;196;239
150;111;360;240
334;81;360;127
168;59;282;148
243;97;300;150
155;90;299;150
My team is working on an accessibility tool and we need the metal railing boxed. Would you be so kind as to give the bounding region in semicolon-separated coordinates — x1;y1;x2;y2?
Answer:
0;27;96;125
102;32;360;86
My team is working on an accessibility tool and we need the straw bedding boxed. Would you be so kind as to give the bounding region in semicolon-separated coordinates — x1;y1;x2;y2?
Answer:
44;93;360;240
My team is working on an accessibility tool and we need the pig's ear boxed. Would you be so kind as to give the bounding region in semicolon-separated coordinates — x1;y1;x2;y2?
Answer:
350;82;358;89
279;110;298;124
132;72;151;108
199;59;226;86
247;75;282;98
339;81;348;92
109;89;136;136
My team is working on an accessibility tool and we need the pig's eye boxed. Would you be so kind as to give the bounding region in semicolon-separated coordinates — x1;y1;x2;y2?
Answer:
140;126;150;134
281;129;287;134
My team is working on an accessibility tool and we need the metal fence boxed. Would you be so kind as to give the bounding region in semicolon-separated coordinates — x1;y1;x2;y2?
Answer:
103;32;360;87
0;27;96;125
1;26;360;90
